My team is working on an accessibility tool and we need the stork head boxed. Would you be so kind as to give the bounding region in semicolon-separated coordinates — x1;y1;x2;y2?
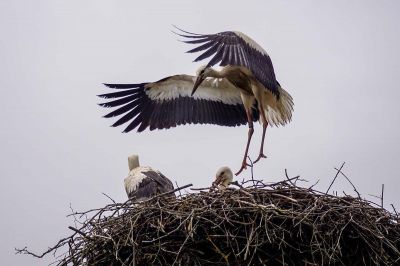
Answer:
195;65;209;76
215;166;233;190
128;154;140;171
192;65;211;96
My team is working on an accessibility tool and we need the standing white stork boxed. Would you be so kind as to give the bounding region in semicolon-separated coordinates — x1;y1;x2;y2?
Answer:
124;154;174;201
98;28;293;175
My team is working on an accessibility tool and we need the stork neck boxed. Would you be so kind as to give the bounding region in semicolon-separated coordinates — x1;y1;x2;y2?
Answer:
206;68;224;78
128;155;140;170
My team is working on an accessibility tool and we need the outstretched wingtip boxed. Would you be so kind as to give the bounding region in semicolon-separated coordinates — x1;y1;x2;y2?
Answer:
171;26;208;39
103;83;113;88
171;30;188;43
170;25;181;36
172;25;199;35
171;24;181;32
122;128;132;133
171;25;188;37
97;93;110;99
104;113;114;118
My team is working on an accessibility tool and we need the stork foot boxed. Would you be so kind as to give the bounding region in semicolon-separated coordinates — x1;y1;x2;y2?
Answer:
235;160;250;176
235;166;246;176
253;153;267;164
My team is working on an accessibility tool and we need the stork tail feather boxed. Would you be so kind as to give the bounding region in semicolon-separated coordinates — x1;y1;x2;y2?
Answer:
264;86;294;127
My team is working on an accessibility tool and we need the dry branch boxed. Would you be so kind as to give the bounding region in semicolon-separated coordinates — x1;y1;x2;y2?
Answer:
17;176;400;265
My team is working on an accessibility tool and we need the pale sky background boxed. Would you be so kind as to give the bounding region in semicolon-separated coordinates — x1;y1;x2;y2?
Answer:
1;1;399;265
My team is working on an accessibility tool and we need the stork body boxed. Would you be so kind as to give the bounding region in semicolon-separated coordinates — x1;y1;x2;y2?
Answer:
211;166;234;190
98;28;294;175
193;65;293;174
124;155;174;201
180;28;294;174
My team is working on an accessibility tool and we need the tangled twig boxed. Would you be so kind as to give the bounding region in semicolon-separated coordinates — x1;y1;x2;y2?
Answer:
16;174;400;265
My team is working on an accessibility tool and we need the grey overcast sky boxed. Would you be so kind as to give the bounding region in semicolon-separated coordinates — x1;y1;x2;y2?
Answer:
1;0;399;264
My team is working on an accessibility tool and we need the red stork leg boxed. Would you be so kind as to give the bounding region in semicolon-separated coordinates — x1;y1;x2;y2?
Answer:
254;105;268;164
235;109;254;176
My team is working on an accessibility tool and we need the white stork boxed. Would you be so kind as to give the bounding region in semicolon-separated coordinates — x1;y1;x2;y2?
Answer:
98;28;293;175
211;166;233;191
124;154;174;201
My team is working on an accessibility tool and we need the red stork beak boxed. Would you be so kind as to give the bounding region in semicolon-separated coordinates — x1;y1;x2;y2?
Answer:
191;74;205;96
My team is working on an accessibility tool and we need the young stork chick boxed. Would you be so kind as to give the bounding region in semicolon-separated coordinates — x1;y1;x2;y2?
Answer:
124;155;174;201
211;166;234;191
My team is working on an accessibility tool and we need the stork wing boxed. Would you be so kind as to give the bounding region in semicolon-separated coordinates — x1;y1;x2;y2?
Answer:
98;75;259;132
126;176;157;199
126;170;174;199
175;27;280;98
142;170;174;194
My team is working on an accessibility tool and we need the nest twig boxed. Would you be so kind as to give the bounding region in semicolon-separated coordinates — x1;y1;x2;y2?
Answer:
17;174;400;265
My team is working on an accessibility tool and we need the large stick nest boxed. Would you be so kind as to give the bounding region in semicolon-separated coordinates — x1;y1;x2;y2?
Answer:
19;177;400;265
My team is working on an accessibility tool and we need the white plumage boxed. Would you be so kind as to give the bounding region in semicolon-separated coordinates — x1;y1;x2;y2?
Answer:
98;74;254;133
98;28;294;176
180;28;294;175
146;75;242;105
233;31;269;55
212;166;234;190
124;155;174;201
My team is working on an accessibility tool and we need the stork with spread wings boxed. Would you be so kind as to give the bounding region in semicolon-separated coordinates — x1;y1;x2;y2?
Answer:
98;28;293;175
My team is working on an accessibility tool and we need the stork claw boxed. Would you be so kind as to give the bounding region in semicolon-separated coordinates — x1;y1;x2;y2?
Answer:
253;153;267;164
235;167;245;176
235;160;251;176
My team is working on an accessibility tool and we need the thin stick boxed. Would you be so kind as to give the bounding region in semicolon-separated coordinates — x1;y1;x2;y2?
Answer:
191;187;212;191
284;169;296;186
390;204;398;218
102;192;116;204
68;226;89;239
247;156;255;186
175;181;183;197
325;162;345;195
143;183;193;202
334;167;361;198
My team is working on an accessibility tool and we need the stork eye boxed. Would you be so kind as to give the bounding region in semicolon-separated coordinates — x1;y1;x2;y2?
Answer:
221;171;225;175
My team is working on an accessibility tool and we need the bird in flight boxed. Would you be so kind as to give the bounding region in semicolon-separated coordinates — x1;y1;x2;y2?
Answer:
98;28;293;175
